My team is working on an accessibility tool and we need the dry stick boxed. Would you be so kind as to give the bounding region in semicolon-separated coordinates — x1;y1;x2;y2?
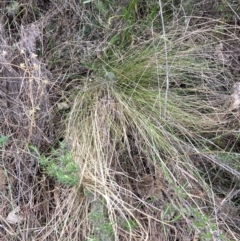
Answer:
158;0;169;116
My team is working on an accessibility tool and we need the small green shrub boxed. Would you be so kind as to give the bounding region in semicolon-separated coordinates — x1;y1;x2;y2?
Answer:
0;135;8;147
31;142;79;186
40;142;78;186
87;194;115;241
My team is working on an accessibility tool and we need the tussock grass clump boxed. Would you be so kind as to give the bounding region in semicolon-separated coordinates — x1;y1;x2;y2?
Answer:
1;0;240;240
65;25;240;240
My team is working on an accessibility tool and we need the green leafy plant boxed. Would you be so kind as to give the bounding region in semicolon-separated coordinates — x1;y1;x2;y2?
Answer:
0;135;8;147
31;142;79;186
87;194;114;241
121;219;138;232
189;208;226;241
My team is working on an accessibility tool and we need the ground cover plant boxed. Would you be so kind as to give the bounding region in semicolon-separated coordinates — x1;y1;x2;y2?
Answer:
0;0;240;240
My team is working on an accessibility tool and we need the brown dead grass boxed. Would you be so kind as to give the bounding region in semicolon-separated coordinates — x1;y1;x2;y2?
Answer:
0;0;240;241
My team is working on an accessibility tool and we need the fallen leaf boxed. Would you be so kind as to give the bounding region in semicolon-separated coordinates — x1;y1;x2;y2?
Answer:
57;102;70;111
6;206;24;224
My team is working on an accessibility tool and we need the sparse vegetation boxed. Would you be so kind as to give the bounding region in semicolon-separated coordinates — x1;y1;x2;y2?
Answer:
1;0;240;240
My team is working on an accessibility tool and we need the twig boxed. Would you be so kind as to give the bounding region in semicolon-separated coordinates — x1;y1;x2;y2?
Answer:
158;0;169;116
